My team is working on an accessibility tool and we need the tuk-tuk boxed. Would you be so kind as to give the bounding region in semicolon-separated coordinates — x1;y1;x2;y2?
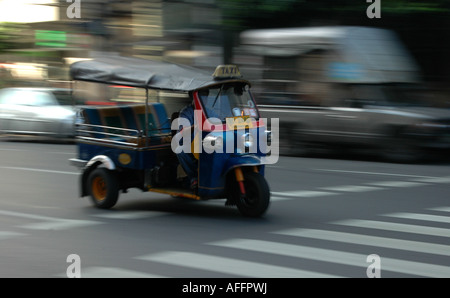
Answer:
69;56;273;217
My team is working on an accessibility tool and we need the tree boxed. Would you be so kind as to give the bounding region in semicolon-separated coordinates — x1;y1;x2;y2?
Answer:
217;0;298;63
0;22;26;54
215;0;450;82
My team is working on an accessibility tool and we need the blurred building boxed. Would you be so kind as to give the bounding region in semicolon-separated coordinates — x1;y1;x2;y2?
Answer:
2;1;446;105
0;0;225;93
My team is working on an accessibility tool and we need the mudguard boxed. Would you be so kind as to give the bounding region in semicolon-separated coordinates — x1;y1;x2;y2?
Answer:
85;155;116;170
222;155;265;176
80;155;116;197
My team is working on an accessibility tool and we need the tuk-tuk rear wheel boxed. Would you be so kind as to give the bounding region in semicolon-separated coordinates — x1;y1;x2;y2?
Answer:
87;167;119;209
231;171;270;217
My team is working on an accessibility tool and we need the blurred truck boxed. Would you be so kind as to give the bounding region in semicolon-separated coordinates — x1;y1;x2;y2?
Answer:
239;26;450;162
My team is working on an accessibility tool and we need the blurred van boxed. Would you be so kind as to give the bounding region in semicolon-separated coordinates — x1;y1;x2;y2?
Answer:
240;26;450;162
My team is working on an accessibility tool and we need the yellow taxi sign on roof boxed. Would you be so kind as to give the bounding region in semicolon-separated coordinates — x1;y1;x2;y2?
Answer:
212;65;242;79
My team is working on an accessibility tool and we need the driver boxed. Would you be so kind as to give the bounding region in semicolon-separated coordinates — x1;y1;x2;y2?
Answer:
176;99;198;190
175;88;232;191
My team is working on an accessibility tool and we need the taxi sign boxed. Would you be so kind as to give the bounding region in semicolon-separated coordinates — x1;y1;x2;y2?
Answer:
212;65;242;79
226;116;253;130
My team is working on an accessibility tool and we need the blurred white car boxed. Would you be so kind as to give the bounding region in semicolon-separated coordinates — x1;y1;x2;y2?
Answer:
0;87;76;139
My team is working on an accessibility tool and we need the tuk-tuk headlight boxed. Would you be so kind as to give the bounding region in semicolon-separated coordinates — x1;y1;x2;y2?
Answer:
242;133;254;148
203;135;223;153
265;130;272;145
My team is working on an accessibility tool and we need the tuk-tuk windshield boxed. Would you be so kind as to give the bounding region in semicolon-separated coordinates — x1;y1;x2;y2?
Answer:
198;83;259;122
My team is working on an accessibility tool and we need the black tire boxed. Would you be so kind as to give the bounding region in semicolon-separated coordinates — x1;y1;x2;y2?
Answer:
87;167;119;209
231;172;271;217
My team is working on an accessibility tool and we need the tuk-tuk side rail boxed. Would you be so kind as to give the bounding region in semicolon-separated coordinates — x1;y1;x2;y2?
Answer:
78;102;171;140
77;135;141;147
76;123;141;136
75;123;172;148
76;123;141;147
76;123;171;138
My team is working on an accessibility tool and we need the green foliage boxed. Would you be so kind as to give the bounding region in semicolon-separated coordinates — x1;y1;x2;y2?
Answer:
0;22;25;53
217;0;298;29
378;0;450;13
217;0;450;30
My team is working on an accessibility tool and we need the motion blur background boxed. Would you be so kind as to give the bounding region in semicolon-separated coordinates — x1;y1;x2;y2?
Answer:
0;0;449;103
2;1;450;279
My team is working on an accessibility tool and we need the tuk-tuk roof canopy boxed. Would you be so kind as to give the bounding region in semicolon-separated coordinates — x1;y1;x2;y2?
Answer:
70;56;249;92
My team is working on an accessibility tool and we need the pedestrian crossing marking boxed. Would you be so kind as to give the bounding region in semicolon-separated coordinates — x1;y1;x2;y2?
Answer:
0;231;27;240
136;251;342;278
321;185;381;192
429;207;450;213
20;219;103;231
368;181;427;188
0;209;103;231
413;176;450;184
384;212;450;224
92;211;170;220
332;219;450;238
209;238;450;278
273;228;450;256
270;196;295;201
58;267;166;278
271;190;337;198
72;207;450;278
270;175;446;200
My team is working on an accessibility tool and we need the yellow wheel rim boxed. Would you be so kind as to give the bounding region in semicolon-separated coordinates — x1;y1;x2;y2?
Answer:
92;176;106;202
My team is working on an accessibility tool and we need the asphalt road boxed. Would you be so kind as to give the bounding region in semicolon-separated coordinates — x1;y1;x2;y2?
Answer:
0;139;449;279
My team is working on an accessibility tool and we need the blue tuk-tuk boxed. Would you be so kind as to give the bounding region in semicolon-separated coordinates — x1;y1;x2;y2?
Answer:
69;56;272;217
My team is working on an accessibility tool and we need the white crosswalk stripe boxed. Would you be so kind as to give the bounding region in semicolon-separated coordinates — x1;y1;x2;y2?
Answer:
384;212;450;224
0;209;103;231
429;207;450;213
273;228;450;257
81;267;166;278
270;196;295;202
139;207;450;277
136;251;342;278
0;231;27;240
271;190;337;198
413;176;450;184
20;219;103;231
208;238;450;278
367;181;427;188
332;219;450;237
321;185;382;192
269;175;449;200
57;267;166;278
92;211;170;220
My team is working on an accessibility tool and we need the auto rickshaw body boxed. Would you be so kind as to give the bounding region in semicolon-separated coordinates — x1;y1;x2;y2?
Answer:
69;56;272;217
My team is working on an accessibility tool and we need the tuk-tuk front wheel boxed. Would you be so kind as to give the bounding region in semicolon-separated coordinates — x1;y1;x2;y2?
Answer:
87;168;119;209
229;171;270;217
